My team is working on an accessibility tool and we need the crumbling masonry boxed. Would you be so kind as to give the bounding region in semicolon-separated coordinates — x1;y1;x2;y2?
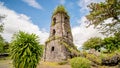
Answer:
43;5;79;62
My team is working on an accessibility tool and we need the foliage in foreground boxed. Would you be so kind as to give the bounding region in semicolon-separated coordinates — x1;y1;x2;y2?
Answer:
10;31;43;68
70;57;91;68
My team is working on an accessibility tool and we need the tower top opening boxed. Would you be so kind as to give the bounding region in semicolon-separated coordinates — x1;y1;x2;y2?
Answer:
52;5;69;18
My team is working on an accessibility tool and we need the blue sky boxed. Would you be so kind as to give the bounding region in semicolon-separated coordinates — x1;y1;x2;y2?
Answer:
1;0;82;30
0;0;104;48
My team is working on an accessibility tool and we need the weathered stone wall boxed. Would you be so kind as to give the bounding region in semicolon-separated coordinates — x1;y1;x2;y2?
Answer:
43;12;77;62
44;39;71;62
50;13;73;42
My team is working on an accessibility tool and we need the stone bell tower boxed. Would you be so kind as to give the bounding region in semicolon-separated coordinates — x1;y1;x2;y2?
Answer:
43;5;79;62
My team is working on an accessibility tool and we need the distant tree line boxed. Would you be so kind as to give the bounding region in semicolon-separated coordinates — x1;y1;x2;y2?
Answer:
0;15;9;53
83;32;120;53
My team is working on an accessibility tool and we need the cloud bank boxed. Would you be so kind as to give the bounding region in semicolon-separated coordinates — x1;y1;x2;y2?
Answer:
0;1;104;48
72;17;103;48
0;3;48;44
71;0;105;48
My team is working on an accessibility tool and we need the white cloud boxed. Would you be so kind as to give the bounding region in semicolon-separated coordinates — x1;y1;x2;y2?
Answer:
0;3;48;44
72;17;104;48
78;0;104;14
72;0;105;48
22;0;43;9
0;1;104;49
60;0;65;4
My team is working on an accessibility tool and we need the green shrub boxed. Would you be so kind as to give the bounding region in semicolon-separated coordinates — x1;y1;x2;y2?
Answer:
99;53;108;59
10;31;43;68
81;50;88;57
70;57;91;68
100;52;117;60
86;54;101;65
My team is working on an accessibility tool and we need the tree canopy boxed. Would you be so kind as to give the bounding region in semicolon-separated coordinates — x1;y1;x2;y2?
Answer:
83;32;120;52
83;37;102;50
102;32;120;52
0;15;5;32
0;15;6;53
10;31;43;68
86;0;120;35
0;35;5;53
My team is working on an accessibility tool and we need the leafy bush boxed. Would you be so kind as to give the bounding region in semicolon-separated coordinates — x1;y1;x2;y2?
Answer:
70;57;91;68
81;50;88;57
100;52;118;59
86;54;101;65
10;31;43;68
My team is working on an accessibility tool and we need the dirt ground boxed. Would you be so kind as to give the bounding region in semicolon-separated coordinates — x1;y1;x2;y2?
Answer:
0;59;13;68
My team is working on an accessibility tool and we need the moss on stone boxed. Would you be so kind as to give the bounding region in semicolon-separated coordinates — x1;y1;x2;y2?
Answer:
45;36;80;56
52;5;70;18
67;29;71;33
51;21;55;26
45;36;61;44
59;41;80;56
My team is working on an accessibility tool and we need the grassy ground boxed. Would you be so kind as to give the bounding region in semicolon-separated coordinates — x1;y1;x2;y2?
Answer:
0;57;71;68
37;61;71;68
0;57;118;68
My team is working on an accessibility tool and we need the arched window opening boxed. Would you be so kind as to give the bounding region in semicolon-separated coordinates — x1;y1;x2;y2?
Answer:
53;29;56;36
64;17;68;22
66;32;69;38
51;46;54;52
70;54;73;58
53;18;56;24
65;17;67;20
